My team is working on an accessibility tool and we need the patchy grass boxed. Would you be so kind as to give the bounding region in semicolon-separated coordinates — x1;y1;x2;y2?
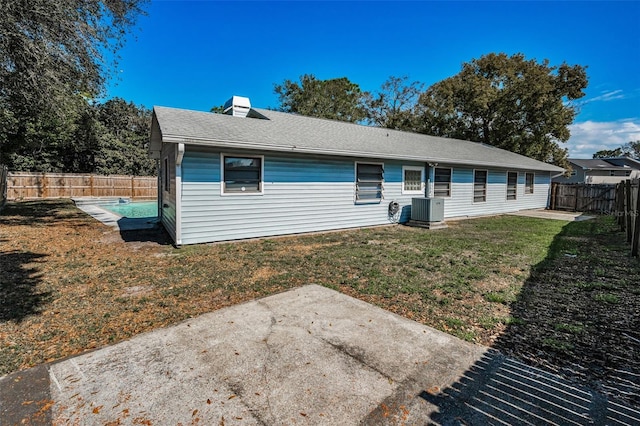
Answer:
1;200;639;409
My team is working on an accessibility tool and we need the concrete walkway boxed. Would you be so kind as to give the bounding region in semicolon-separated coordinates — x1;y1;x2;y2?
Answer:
2;285;638;425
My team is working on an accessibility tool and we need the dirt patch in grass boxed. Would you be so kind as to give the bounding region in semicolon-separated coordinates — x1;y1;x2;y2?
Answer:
1;200;638;408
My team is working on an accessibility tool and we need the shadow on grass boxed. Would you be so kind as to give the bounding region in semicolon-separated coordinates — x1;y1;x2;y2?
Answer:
0;199;92;227
420;217;640;422
0;251;51;322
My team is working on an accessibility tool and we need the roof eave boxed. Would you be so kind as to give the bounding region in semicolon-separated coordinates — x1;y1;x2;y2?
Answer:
161;134;564;173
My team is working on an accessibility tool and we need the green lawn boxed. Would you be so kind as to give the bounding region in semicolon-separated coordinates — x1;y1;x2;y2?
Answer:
2;199;638;408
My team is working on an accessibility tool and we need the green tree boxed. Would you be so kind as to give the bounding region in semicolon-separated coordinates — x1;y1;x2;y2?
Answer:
93;98;155;175
274;74;367;122
622;140;640;159
593;141;640;159
593;148;624;159
364;76;423;130
0;0;148;164
415;53;588;168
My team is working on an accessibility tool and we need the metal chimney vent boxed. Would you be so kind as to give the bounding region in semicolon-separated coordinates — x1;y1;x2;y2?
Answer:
223;96;251;118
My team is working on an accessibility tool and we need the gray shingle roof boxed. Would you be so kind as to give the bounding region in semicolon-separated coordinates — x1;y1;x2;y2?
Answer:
569;159;629;170
150;106;564;173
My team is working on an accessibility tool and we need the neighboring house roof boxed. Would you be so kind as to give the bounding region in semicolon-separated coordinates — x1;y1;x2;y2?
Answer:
604;156;640;169
150;106;564;173
569;158;633;171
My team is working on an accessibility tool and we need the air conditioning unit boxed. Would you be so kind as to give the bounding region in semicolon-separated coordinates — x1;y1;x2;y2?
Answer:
411;197;445;222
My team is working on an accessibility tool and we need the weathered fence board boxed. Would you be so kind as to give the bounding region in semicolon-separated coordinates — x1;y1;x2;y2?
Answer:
615;179;640;257
550;183;617;213
0;165;8;206
7;172;157;200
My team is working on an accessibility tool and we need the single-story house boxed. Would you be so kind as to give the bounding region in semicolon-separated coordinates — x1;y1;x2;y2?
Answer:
149;96;564;245
553;158;640;184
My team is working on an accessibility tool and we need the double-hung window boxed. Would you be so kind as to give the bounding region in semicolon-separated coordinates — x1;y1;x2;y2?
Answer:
222;155;263;194
525;172;534;194
434;168;452;197
402;166;424;194
355;162;384;202
506;171;517;200
474;170;487;203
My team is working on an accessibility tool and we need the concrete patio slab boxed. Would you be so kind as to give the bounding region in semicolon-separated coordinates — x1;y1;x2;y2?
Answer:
507;209;596;222
2;285;638;425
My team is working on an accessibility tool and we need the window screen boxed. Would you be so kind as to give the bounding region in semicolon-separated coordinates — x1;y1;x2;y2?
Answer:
356;163;384;202
434;168;452;197
507;171;517;200
474;170;487;202
525;172;534;194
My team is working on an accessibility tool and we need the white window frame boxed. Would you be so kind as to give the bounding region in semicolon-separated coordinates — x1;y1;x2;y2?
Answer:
355;161;384;203
220;153;265;196
525;172;535;195
433;167;452;198
401;165;425;195
473;169;488;203
506;171;518;201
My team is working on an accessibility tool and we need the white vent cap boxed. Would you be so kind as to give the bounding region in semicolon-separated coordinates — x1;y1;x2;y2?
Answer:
223;96;251;118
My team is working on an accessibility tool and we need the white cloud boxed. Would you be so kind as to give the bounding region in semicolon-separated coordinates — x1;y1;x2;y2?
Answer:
566;119;640;158
582;89;625;104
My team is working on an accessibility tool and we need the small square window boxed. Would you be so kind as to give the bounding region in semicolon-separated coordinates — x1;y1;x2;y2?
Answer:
402;166;424;194
222;155;263;194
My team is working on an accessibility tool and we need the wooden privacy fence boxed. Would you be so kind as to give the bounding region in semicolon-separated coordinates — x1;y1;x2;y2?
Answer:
615;179;640;257
0;165;8;206
7;172;157;200
550;183;617;213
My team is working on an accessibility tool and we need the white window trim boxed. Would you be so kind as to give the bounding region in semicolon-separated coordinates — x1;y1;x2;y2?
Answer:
354;161;384;204
473;169;488;203
433;167;453;198
220;153;265;196
506;171;518;201
525;172;535;195
401;165;425;195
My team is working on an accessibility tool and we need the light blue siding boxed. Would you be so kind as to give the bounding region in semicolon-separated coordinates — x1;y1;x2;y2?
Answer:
174;149;553;245
159;143;177;243
179;149;421;244
441;166;551;218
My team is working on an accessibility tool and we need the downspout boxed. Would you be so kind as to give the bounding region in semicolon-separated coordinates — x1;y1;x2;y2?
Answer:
175;143;185;246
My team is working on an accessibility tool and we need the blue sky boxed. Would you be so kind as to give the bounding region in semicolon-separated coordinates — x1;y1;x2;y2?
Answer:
106;0;640;158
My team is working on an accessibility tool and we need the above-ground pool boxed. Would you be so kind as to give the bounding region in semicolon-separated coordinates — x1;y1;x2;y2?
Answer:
101;200;158;218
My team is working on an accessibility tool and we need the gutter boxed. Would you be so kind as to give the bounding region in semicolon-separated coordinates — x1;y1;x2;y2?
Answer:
175;143;185;246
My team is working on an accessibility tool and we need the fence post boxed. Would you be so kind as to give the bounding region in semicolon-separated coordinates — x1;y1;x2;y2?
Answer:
131;175;135;199
632;186;639;257
626;180;633;243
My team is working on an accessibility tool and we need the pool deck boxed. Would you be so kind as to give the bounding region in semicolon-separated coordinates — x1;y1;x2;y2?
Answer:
72;198;159;231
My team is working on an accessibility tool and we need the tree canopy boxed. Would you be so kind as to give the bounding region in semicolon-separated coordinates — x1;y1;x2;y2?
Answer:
0;0;148;167
364;76;423;130
593;141;640;159
414;53;588;168
274;74;367;123
6;98;156;175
